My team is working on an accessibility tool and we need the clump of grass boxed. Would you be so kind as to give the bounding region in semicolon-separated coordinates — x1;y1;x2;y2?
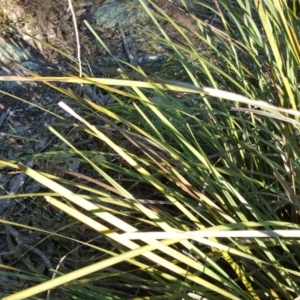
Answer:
2;0;300;299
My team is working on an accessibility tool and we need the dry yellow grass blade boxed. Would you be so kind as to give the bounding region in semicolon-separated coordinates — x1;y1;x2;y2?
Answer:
2;75;300;119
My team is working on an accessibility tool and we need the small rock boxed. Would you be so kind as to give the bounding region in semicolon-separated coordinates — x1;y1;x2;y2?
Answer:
92;0;150;29
137;53;165;68
0;37;32;65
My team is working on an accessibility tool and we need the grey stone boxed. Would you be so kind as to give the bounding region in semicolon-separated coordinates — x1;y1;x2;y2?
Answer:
136;53;165;69
0;36;42;90
0;36;32;65
21;61;41;71
92;0;150;29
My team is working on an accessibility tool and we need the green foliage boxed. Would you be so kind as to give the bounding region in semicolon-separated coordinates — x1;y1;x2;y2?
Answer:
2;0;300;299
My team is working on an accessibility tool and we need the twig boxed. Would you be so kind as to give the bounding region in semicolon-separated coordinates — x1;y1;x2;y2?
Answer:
0;160;33;216
0;160;53;272
0;107;10;129
119;26;136;65
6;225;53;270
68;0;82;78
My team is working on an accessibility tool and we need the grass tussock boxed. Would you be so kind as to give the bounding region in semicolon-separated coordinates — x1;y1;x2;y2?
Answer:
2;0;300;299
